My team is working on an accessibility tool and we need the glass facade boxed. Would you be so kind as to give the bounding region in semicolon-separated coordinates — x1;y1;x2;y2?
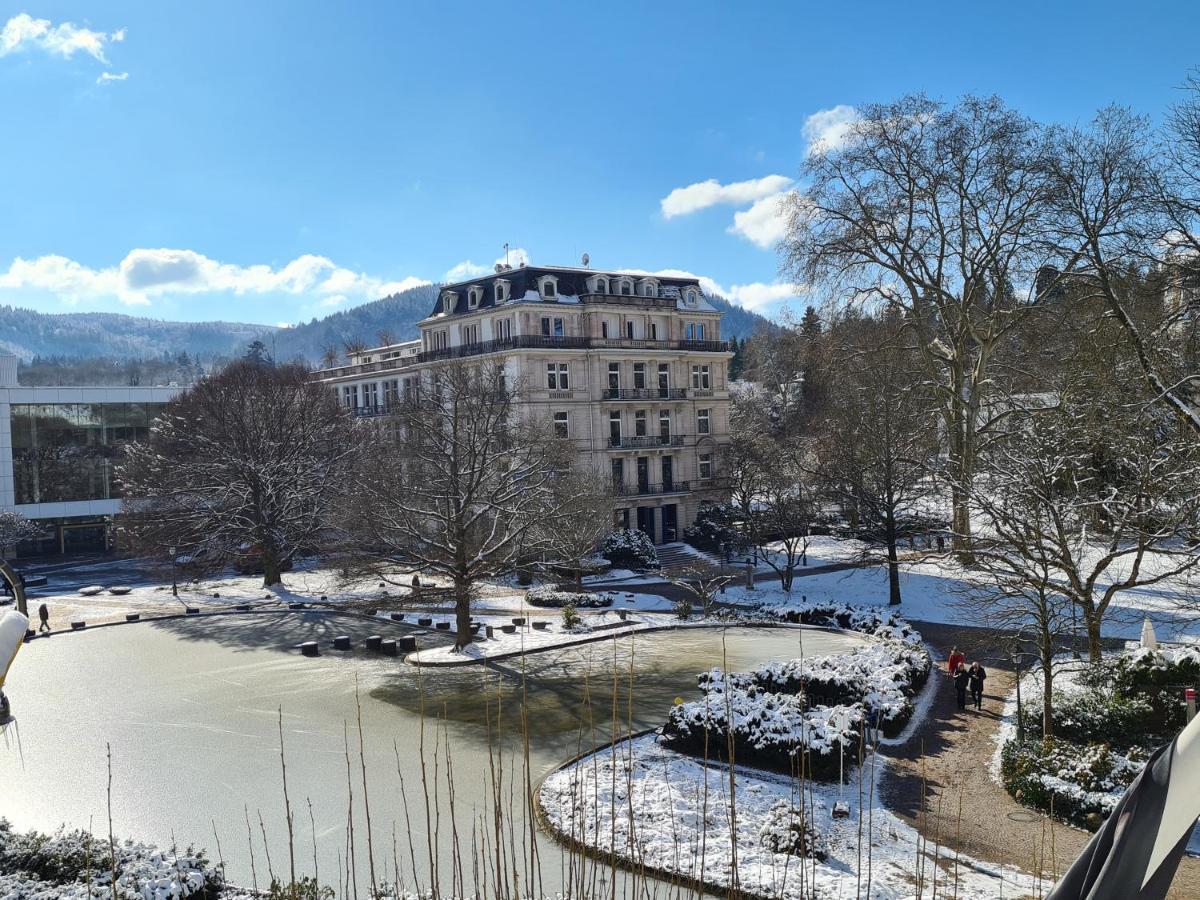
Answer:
11;403;165;504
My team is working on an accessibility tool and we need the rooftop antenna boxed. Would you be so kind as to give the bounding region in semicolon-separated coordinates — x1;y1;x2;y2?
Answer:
581;252;590;268
504;243;510;267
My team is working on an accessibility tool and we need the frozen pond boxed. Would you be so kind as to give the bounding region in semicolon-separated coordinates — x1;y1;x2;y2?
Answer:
0;612;867;898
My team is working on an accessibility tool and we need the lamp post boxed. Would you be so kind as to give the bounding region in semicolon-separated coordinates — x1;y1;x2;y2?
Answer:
169;546;177;598
1014;647;1026;744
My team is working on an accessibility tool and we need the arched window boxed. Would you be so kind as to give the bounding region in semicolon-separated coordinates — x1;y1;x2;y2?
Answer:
442;292;456;313
684;289;698;306
595;277;608;294
467;287;482;308
539;276;559;299
620;279;633;296
495;280;510;303
544;281;556;297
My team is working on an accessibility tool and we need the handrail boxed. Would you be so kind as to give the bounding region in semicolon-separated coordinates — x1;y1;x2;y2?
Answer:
601;388;687;401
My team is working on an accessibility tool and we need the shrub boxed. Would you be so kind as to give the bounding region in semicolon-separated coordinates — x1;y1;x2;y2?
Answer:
683;504;743;554
600;529;659;571
561;602;582;631
674;597;693;620
758;800;829;860
1000;740;1144;830
1019;690;1157;751
525;585;612;608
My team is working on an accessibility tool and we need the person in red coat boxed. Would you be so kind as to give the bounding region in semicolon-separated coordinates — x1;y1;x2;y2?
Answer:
947;647;965;675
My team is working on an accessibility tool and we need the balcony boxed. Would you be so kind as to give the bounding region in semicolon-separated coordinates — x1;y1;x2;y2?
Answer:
615;480;691;497
579;292;677;310
352;404;394;418
601;388;687;401
607;434;685;450
417;335;589;363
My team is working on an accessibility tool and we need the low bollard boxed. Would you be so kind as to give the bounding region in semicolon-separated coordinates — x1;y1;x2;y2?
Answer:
235;604;250;612
365;609;377;617
435;621;451;631
379;639;398;657
532;621;549;631
617;609;628;621
365;635;382;652
417;617;433;627
186;607;200;615
501;624;517;634
333;635;352;651
397;636;417;652
390;612;405;622
126;613;141;622
71;621;86;630
485;625;495;639
288;602;306;610
512;617;526;626
300;641;320;657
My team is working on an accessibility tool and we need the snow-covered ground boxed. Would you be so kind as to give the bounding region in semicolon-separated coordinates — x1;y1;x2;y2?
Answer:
540;734;1038;900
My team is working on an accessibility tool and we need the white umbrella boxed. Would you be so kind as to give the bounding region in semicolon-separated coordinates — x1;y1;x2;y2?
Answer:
1141;617;1159;650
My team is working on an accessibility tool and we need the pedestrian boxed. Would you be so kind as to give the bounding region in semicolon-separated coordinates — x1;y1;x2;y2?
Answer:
37;602;50;633
947;646;965;675
953;663;970;710
968;660;987;710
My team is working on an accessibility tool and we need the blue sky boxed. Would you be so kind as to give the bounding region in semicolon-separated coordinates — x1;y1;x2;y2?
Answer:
1;1;1198;326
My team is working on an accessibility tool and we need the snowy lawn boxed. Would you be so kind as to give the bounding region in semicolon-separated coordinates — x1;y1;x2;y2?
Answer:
539;735;1038;900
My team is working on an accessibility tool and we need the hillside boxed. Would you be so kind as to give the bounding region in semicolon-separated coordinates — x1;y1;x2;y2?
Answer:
1;283;775;377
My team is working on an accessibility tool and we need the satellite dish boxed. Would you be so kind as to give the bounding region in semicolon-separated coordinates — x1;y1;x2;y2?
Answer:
581;252;590;267
494;263;504;273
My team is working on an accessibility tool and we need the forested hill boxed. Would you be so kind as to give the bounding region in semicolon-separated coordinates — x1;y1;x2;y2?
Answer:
0;283;776;375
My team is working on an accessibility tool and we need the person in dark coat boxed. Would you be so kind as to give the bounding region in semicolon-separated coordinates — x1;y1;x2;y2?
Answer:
37;603;50;633
953;663;970;710
967;661;987;710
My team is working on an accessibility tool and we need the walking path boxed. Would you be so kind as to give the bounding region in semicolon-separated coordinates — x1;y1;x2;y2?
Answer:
887;620;1200;899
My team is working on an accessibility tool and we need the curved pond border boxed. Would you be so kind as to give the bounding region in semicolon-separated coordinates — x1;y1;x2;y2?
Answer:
407;620;866;668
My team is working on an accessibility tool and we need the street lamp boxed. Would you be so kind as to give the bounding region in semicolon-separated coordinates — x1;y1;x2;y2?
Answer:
169;546;177;598
1013;647;1026;744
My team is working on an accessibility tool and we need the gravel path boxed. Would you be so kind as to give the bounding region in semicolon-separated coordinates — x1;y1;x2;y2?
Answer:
884;620;1200;899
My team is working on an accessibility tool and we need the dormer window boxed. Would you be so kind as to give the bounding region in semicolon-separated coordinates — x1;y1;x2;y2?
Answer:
589;275;609;295
538;275;559;299
467;286;483;309
441;291;458;313
684;288;698;306
638;279;659;298
495;279;510;303
618;277;633;296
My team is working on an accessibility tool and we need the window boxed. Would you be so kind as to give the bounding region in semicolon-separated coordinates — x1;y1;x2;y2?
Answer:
540;316;565;338
635;410;647;437
553;412;569;438
495;280;510;303
640;280;657;297
402;377;416;401
342;385;358;407
601;321;608;339
685;322;696;341
697;408;710;434
649;322;657;340
691;365;711;390
496;317;512;340
460;323;479;345
625;320;634;339
697;322;706;341
547;363;570;390
442;292;456;313
607;362;620;391
633;363;646;389
657;363;669;393
620;279;633;296
595;277;609;294
544;281;556;297
609;411;622;444
611;458;624;489
539;275;559;299
685;289;698;306
467;286;482;309
383;379;399;406
659;410;671;440
364;382;379;408
699;453;713;480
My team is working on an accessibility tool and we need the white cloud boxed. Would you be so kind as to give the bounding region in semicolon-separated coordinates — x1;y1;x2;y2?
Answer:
444;247;532;282
728;191;795;249
0;248;430;307
97;71;127;84
803;105;860;156
1;13;124;65
660;175;793;219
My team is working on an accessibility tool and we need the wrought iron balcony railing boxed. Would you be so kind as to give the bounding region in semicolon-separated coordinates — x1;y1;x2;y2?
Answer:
601;388;688;401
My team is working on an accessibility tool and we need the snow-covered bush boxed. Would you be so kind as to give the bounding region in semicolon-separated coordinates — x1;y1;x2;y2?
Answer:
758;800;828;861
524;586;612;608
599;529;659;571
0;818;223;900
1000;740;1146;830
1019;689;1156;752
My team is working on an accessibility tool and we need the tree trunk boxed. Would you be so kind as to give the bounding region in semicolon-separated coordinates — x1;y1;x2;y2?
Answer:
781;566;794;592
884;507;901;606
261;551;284;588
1041;655;1055;741
453;577;473;650
1084;614;1104;664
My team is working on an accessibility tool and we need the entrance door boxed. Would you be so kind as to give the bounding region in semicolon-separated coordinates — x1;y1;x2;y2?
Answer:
636;507;656;543
662;504;678;544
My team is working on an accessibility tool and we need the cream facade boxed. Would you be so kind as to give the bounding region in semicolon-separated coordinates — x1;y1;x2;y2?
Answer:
315;264;732;544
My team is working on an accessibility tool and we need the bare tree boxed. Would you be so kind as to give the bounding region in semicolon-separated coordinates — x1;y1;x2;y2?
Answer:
540;470;614;588
666;567;734;618
375;328;397;348
812;308;941;604
784;95;1070;554
321;345;342;369
117;361;360;586
966;392;1200;662
350;361;567;649
343;337;368;357
746;445;819;593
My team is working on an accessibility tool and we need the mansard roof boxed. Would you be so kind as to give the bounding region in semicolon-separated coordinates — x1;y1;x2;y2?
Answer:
424;265;714;320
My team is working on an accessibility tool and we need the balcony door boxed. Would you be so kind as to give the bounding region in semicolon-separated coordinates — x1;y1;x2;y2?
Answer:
636;506;656;543
637;457;650;493
661;456;674;492
662;504;678;544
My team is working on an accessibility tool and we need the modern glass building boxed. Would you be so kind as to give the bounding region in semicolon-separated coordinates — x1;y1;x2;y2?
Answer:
0;356;181;556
